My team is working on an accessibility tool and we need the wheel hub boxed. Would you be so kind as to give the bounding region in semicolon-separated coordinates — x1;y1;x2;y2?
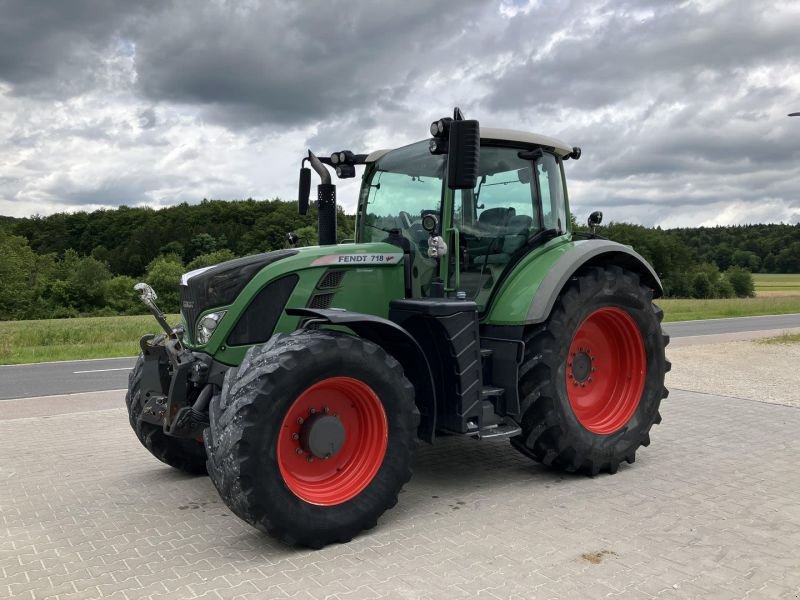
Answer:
565;307;646;435
300;414;346;459
570;350;593;383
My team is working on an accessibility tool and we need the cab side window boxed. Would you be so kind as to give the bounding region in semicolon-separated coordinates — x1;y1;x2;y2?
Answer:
537;153;567;233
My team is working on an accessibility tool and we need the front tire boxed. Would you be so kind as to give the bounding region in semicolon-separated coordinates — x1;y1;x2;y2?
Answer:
511;265;670;475
205;330;419;548
126;351;208;475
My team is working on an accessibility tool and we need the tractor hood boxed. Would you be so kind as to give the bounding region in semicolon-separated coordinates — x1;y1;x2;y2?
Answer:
180;249;298;337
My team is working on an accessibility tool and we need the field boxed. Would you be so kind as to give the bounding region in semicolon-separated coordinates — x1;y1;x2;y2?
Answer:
753;273;800;296
0;314;179;365
1;277;800;364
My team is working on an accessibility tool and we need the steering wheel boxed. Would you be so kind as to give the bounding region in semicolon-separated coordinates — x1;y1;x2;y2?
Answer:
399;211;413;230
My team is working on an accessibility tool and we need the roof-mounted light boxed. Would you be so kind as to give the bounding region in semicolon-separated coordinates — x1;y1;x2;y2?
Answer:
430;117;453;138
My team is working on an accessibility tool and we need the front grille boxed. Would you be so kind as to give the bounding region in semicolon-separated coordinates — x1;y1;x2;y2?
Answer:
181;249;297;343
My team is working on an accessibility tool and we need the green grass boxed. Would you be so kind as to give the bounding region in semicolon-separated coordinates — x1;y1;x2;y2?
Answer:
753;273;800;294
658;296;800;322
0;314;179;365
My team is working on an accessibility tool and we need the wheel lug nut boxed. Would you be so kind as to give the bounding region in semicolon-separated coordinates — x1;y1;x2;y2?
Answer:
309;408;316;414
581;383;586;388
307;456;314;463
297;417;304;425
295;448;303;455
324;407;330;414
291;432;299;440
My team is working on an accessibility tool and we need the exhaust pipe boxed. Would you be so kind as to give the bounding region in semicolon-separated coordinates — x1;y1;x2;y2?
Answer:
308;151;337;246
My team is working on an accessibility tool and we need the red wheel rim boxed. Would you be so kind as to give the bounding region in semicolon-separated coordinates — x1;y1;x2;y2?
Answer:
277;377;388;506
566;307;646;435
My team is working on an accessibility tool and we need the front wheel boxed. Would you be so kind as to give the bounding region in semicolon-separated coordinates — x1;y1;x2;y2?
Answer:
126;350;208;475
205;330;419;548
511;265;670;475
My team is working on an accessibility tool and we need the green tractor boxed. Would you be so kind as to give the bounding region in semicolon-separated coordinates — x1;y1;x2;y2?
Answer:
127;109;669;548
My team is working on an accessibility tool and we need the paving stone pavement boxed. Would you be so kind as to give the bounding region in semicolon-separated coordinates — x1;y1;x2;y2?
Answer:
1;389;799;600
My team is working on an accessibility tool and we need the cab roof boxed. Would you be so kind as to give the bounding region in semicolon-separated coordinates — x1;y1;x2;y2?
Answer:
365;127;573;163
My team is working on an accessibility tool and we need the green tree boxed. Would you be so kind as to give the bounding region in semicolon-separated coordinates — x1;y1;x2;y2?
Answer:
105;275;145;314
726;267;755;298
187;249;236;271
691;272;713;299
145;255;184;313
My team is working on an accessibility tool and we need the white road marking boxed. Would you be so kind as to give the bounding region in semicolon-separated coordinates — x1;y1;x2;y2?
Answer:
72;367;132;374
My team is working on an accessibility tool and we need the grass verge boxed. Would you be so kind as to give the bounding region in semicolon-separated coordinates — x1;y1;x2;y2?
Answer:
658;296;800;322
757;332;800;345
0;314;179;365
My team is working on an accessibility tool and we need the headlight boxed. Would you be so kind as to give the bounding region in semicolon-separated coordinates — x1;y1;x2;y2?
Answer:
196;311;226;344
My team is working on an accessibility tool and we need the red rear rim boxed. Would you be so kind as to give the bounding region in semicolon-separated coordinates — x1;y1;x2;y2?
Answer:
277;377;388;506
566;307;646;435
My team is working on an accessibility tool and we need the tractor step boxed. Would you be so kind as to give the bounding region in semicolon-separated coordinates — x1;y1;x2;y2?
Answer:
469;422;522;440
481;385;504;400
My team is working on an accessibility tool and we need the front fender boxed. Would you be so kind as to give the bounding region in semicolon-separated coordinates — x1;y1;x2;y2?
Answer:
485;239;662;326
285;308;437;443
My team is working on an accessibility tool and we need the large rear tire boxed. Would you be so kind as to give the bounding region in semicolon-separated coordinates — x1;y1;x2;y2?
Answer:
126;349;208;475
205;330;419;548
511;265;670;475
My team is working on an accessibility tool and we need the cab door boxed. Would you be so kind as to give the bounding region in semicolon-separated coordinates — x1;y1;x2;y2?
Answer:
454;146;567;309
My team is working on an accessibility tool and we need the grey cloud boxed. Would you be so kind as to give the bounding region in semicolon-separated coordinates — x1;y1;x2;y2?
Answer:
1;0;799;226
0;0;158;97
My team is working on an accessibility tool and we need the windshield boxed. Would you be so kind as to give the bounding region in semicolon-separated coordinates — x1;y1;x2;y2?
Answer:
358;140;445;244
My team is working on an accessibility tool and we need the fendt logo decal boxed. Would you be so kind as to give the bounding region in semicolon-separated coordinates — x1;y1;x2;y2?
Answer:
310;253;404;267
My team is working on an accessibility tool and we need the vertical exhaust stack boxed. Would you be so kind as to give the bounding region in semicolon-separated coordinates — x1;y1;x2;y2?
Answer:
307;151;337;246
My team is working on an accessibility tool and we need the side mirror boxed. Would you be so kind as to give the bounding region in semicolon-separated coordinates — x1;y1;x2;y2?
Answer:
588;211;603;228
447;119;480;190
298;167;311;215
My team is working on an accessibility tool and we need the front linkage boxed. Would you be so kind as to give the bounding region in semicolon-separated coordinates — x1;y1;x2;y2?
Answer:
133;284;225;440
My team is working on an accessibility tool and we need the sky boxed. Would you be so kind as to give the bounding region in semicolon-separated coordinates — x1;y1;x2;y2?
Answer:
1;0;799;228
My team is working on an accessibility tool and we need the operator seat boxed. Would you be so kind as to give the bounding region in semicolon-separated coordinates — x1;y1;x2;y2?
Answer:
477;207;516;232
474;214;532;265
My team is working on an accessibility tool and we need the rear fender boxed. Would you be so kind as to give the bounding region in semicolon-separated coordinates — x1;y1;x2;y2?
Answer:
486;239;662;325
526;240;662;324
286;308;437;442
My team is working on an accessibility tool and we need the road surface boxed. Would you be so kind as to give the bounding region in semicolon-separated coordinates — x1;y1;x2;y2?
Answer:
1;313;798;400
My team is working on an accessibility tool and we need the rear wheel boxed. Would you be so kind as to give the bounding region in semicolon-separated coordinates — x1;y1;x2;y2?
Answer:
205;330;419;548
511;265;670;475
126;349;208;475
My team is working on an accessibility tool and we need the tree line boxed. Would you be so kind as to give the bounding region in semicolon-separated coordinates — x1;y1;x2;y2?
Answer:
2;199;798;321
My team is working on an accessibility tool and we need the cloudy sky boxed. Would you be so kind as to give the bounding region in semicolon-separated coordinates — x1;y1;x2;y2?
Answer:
1;0;799;227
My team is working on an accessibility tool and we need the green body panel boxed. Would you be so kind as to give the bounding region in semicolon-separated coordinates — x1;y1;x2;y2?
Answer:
183;242;405;365
483;234;578;326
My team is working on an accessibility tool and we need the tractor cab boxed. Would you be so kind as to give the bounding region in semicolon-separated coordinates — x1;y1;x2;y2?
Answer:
355;130;576;308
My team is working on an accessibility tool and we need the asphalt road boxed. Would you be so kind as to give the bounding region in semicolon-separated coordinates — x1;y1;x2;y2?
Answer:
1;313;798;401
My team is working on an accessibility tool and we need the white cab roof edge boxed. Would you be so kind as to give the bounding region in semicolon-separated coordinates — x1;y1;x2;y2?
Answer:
365;128;573;163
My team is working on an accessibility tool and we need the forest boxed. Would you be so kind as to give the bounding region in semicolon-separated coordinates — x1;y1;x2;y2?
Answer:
1;198;798;321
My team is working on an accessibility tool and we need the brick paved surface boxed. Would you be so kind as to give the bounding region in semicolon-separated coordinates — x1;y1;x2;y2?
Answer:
1;389;799;600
